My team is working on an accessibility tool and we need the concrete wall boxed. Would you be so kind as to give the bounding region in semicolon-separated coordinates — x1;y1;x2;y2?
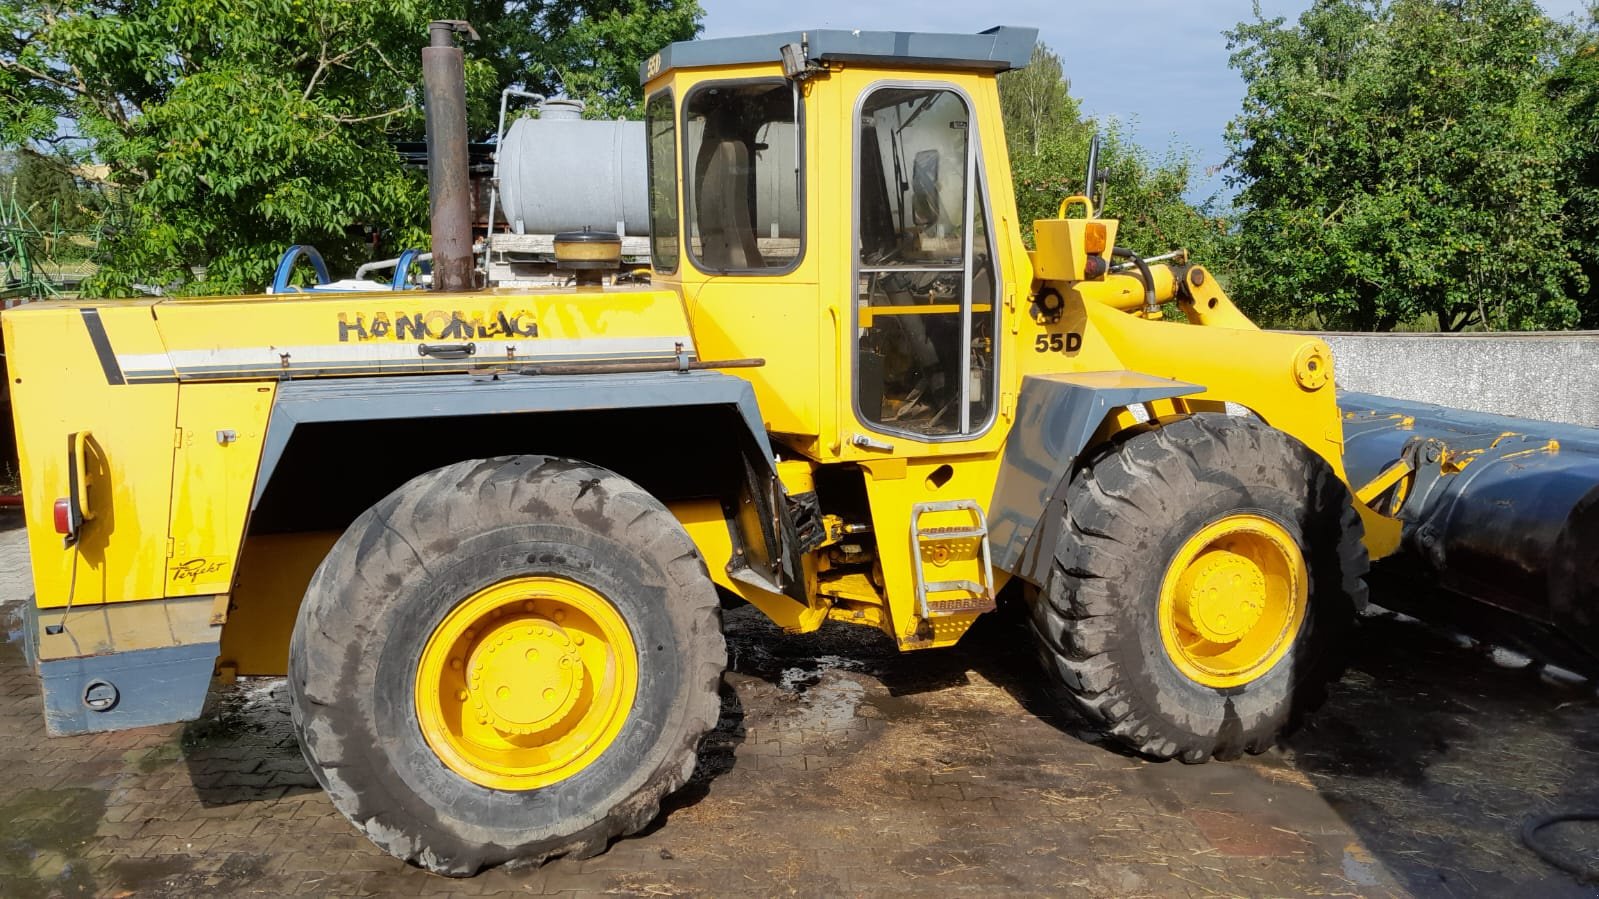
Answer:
1303;331;1599;429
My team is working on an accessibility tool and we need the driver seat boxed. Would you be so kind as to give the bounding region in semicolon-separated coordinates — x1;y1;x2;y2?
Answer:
695;138;763;270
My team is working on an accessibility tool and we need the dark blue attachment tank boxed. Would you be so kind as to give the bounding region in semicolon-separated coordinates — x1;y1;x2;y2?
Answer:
1341;392;1599;672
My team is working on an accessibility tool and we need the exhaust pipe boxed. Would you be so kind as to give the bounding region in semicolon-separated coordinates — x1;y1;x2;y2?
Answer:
422;20;478;292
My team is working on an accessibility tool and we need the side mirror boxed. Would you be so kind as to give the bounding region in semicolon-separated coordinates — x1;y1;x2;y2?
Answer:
779;39;822;81
780;43;807;78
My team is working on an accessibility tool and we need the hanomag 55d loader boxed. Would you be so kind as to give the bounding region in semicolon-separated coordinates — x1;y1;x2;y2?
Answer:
7;23;1597;875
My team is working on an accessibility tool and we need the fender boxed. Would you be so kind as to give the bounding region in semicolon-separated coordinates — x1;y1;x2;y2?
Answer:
988;371;1203;587
252;369;776;508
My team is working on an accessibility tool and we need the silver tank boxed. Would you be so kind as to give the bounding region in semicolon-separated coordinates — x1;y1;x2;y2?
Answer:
496;100;802;240
498;100;649;236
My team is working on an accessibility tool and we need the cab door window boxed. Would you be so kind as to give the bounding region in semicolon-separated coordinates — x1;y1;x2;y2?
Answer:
682;81;803;274
854;86;997;438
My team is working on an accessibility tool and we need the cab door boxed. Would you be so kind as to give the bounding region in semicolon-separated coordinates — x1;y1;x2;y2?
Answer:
671;76;823;448
850;83;1000;443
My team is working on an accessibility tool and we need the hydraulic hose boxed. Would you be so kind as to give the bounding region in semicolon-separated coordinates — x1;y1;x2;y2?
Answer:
1112;247;1159;316
1522;812;1599;883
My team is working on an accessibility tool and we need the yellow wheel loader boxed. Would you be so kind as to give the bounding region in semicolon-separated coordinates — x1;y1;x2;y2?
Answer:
5;22;1596;876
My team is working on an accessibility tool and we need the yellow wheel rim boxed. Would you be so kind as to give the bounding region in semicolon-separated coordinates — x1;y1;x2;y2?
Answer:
1158;514;1307;689
415;576;638;790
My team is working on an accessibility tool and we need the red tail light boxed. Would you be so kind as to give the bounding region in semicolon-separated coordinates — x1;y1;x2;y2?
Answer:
53;498;72;535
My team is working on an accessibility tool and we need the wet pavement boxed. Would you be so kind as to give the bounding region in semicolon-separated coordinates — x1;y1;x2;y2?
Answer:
1;509;1597;897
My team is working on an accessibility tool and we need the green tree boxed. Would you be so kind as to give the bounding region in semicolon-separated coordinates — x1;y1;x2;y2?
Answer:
476;0;702;120
999;43;1231;269
1226;0;1580;331
1547;3;1599;328
6;149;99;233
0;1;701;296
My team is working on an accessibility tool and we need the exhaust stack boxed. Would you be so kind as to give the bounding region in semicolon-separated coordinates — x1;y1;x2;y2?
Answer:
422;20;477;292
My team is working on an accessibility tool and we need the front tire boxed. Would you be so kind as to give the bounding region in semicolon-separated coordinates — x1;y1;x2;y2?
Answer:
288;456;725;875
1026;413;1367;762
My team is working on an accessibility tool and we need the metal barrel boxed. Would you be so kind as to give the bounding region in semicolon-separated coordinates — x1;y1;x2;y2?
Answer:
422;21;475;292
497;109;649;236
1341;391;1599;670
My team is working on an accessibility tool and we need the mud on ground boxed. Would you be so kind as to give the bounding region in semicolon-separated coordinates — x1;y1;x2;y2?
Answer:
2;595;1598;897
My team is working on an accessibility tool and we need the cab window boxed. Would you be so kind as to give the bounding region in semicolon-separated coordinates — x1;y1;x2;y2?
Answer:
682;80;803;274
646;90;679;273
854;85;998;439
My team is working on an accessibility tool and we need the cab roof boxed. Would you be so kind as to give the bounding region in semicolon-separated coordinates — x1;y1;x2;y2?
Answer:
641;26;1037;83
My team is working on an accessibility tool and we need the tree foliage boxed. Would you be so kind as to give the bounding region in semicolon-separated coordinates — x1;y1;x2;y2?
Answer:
475;0;702;121
0;1;700;295
1226;0;1584;331
3;149;99;232
1548;3;1599;329
999;43;1231;270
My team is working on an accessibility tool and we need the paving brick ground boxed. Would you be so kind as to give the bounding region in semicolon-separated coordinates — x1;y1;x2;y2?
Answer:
1;508;1596;897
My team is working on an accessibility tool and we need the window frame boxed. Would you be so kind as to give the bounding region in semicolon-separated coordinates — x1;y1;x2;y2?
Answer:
679;77;808;277
645;88;680;275
849;79;1002;444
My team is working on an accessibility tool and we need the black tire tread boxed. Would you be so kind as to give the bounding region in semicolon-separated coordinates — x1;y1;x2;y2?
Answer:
289;456;725;875
1026;413;1368;762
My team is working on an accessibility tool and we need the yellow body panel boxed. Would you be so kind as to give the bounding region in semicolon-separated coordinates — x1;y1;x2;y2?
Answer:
166;382;277;596
689;281;822;443
32;595;221;662
146;285;694;379
4;303;178;608
218;531;341;675
669;499;827;633
3;284;697;617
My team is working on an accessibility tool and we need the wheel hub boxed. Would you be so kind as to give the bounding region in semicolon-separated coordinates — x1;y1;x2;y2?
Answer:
467;617;586;736
1174;549;1267;643
1158;514;1308;689
415;576;638;791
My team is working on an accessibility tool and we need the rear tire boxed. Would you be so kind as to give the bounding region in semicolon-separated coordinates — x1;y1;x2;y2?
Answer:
288;456;725;875
1025;413;1367;762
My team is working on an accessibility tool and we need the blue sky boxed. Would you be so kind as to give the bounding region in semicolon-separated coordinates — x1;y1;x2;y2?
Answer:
698;1;1593;204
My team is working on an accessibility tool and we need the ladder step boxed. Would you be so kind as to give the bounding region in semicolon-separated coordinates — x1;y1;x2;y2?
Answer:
916;526;987;540
910;499;997;623
927;596;998;616
923;579;990;597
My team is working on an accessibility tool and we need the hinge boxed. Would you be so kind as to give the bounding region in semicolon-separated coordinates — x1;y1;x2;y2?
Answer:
166;537;175;558
173;427;184;448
